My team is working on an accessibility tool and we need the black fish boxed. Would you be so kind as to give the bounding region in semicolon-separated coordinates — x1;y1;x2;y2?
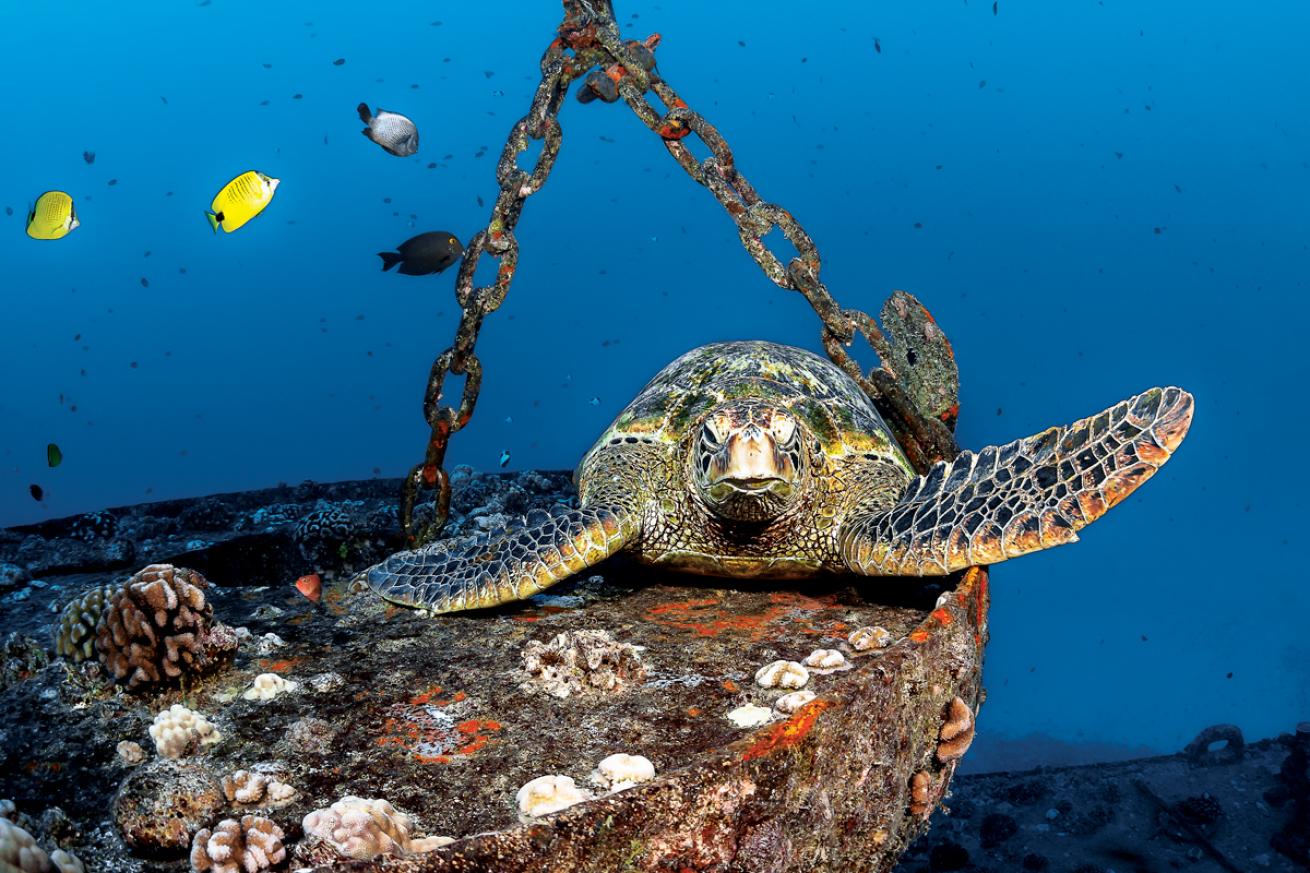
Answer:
378;232;463;275
83;150;96;164
29;484;43;501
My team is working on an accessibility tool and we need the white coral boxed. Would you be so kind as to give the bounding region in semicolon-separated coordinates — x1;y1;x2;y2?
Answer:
0;819;83;873
222;770;296;807
516;775;590;817
774;689;817;713
116;741;145;765
726;703;773;728
0;800;13;821
149;704;221;759
754;660;809;689
802;649;847;671
302;797;424;860
190;815;285;873
592;754;656;792
242;673;296;702
848;625;893;651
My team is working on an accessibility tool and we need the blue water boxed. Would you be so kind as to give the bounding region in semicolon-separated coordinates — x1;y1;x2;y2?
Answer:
2;0;1306;770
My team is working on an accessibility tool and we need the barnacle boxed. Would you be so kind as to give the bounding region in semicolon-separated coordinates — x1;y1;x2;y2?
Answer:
848;625;893;651
149;704;221;759
190;815;285;873
516;776;590;817
94;564;235;689
592;754;656;792
754;660;809;689
53;585;116;663
936;696;975;763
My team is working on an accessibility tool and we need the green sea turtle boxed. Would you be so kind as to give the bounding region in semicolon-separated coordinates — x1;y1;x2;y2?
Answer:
364;341;1192;614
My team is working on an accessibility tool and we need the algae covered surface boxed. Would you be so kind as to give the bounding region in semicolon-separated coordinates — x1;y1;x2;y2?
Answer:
0;470;984;872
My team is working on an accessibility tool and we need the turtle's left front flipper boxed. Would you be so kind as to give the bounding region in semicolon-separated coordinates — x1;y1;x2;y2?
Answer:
363;505;639;614
841;386;1193;576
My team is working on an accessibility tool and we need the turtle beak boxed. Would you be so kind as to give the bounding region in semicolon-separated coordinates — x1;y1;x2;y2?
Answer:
703;425;798;513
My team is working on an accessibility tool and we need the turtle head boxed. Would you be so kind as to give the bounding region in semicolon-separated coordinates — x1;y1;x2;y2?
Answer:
693;402;807;522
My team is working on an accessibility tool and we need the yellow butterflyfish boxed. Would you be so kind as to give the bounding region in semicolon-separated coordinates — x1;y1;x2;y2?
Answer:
26;191;79;240
205;171;279;233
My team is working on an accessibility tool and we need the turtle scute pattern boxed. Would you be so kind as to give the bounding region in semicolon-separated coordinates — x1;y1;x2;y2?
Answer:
842;386;1193;576
365;505;636;613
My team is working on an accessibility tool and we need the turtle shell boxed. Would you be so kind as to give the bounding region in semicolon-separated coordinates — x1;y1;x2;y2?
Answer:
581;340;914;475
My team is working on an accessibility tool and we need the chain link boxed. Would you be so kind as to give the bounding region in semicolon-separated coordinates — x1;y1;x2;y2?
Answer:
402;0;956;544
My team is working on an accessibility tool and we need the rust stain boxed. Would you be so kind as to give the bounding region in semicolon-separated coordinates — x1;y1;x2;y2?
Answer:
646;591;841;640
257;657;303;673
742;700;834;762
686;706;703;717
930;608;953;627
908;629;931;644
721;679;739;693
409;685;443;706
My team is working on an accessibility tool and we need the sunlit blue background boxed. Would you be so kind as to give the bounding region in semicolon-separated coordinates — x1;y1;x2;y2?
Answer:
1;0;1305;771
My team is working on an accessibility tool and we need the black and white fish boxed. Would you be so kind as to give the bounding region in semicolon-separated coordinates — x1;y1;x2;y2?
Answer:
357;103;418;157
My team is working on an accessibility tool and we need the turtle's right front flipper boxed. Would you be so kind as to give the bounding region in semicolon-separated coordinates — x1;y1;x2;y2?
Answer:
364;505;639;614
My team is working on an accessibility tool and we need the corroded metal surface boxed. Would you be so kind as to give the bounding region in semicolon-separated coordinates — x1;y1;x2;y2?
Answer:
0;477;986;872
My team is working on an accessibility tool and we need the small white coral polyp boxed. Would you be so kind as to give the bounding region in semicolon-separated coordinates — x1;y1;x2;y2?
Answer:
149;704;221;759
516;775;590;817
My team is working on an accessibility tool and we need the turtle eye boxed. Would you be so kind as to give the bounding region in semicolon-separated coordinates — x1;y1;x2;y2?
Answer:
772;416;797;446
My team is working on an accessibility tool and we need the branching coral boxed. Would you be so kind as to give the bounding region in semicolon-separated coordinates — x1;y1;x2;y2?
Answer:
301;797;442;861
95;564;235;689
149;705;221;759
221;771;295;806
53;585;116;663
0;818;85;873
190;815;285;873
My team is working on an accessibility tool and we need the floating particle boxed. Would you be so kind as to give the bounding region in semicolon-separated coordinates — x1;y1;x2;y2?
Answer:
382;197;391;204
599;135;615;143
47;443;63;467
499;449;511;468
874;38;881;53
108;179;118;186
1114;151;1124;159
588;397;600;406
483;70;495;78
262;63;272;69
913;222;923;229
431;20;442;26
426;162;436;169
140;277;149;288
476;195;484;207
992;1;998;13
83;150;96;164
1173;184;1182;193
4;207;11;215
996;407;1003;416
29;484;44;501
332;57;345;66
800;56;807;63
979;79;987;89
160;96;168;104
292;93;303;100
144;250;151;257
260;100;270;106
410;83;420;89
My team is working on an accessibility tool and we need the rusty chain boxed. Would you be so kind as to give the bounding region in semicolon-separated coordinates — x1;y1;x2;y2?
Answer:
402;0;957;546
